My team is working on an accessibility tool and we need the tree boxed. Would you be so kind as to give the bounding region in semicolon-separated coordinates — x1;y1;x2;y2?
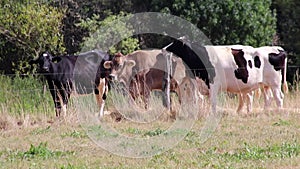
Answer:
151;0;277;47
272;0;300;65
78;12;140;55
0;0;65;74
50;0;136;54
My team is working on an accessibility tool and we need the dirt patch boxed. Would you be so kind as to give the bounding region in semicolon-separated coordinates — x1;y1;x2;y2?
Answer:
0;119;9;130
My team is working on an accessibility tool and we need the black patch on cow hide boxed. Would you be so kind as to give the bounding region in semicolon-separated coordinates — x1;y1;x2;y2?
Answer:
254;56;261;68
248;60;253;68
232;49;248;83
165;39;216;89
268;51;286;71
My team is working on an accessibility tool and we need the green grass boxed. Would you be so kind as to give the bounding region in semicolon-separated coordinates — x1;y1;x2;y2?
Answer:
0;114;299;168
30;125;51;135
3;142;74;162
222;142;300;161
61;130;88;139
272;118;291;126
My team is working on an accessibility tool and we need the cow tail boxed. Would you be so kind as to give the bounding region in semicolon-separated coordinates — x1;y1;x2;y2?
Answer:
282;56;288;94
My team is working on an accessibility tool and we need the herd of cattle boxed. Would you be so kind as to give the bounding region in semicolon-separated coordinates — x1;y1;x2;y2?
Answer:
29;37;288;118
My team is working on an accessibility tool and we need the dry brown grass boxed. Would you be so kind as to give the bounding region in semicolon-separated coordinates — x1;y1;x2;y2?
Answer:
0;90;299;168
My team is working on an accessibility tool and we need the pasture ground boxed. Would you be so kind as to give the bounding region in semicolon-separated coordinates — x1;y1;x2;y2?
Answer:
0;91;300;169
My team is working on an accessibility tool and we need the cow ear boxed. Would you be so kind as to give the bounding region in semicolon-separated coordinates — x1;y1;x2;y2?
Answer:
51;57;62;63
126;60;136;67
103;61;112;69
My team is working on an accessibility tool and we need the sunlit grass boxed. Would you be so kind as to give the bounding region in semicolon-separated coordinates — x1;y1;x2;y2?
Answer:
0;75;299;168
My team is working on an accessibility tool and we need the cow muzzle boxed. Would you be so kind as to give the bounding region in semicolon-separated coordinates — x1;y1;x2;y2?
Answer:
42;66;50;72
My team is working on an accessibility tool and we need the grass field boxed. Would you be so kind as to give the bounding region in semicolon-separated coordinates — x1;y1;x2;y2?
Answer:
0;76;299;168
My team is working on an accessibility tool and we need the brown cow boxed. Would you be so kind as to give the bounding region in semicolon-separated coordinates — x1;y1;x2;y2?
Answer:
128;68;181;109
103;50;189;109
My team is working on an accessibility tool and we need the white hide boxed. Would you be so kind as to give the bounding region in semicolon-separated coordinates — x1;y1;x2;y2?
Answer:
204;46;264;113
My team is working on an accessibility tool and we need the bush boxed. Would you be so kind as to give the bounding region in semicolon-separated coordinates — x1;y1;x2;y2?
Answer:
0;0;65;74
78;12;140;55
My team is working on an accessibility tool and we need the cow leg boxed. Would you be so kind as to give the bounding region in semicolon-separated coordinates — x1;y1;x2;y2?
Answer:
272;87;284;109
140;74;151;109
95;78;107;118
129;79;138;101
263;86;273;110
237;92;254;114
236;94;244;113
59;83;70;117
47;81;63;117
246;92;254;113
175;85;182;104
162;77;171;110
54;89;63;117
51;91;62;117
143;86;151;109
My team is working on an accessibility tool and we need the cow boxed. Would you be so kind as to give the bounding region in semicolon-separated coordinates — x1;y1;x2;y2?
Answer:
29;50;110;117
163;38;265;114
105;50;160;86
103;50;192;110
237;46;288;112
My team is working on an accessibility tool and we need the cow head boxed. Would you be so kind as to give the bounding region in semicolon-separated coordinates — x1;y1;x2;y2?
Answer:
231;48;248;83
103;58;136;86
164;38;186;57
29;52;61;73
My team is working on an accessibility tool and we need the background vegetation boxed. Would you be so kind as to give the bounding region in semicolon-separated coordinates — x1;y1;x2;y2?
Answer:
0;0;299;81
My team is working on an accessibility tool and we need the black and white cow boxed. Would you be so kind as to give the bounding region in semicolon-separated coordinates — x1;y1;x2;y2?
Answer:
220;45;288;113
29;50;110;117
237;46;288;112
163;38;264;113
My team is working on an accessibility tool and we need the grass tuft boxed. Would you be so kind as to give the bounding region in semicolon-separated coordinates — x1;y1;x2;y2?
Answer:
30;126;51;135
143;128;165;137
6;142;74;161
272;118;291;126
222;142;300;161
61;130;88;138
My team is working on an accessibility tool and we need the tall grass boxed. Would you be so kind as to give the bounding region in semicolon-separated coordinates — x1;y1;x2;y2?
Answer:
0;75;53;117
1;72;299;127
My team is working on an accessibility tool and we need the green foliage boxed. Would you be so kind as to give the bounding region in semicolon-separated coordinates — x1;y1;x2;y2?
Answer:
155;0;277;46
78;12;140;55
50;0;137;54
0;1;65;74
